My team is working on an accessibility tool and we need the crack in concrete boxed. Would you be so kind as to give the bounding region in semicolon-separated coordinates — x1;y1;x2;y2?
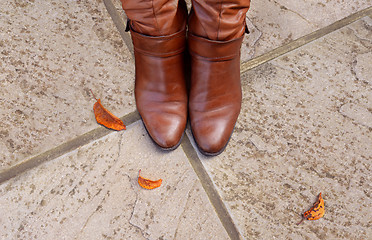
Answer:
272;0;315;27
241;16;262;61
127;173;149;240
349;28;372;43
347;27;372;52
269;62;314;83
349;16;372;41
339;103;372;128
128;168;195;240
111;132;145;238
349;31;372;86
75;189;109;239
351;58;362;83
173;179;198;239
246;17;262;47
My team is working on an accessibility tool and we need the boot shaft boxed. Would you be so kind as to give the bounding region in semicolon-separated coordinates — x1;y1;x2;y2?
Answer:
120;0;188;36
120;0;250;39
189;0;250;41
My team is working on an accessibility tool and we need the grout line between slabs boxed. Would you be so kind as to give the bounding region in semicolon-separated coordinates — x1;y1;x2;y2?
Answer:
181;136;244;240
0;111;141;184
240;6;372;73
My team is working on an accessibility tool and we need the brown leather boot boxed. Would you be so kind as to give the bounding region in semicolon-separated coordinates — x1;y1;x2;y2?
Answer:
188;0;250;155
121;0;188;150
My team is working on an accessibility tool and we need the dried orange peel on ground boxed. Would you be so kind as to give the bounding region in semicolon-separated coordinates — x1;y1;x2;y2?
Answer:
138;170;162;190
297;192;325;225
91;90;126;131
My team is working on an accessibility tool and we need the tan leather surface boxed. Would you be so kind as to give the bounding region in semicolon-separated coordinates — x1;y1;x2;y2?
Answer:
131;28;188;149
188;34;244;154
187;0;249;154
122;0;188;149
189;0;250;41
121;0;187;36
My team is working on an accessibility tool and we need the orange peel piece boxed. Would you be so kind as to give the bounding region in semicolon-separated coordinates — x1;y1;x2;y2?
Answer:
138;170;162;190
297;192;325;225
91;90;126;131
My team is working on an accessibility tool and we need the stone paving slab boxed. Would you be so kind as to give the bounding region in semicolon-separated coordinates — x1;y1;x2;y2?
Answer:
0;0;135;170
0;122;229;240
190;17;372;239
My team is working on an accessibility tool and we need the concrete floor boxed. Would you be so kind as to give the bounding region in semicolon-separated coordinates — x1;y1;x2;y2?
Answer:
0;0;371;239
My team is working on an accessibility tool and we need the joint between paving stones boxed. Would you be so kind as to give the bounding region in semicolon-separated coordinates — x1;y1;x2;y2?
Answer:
0;111;141;184
180;136;244;240
240;6;372;73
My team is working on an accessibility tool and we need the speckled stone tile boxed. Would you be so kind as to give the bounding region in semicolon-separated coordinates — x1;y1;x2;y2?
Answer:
190;17;372;239
0;122;229;240
0;0;135;170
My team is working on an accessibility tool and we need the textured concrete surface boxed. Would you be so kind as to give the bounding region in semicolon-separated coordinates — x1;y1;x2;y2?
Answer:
194;17;372;239
0;122;229;240
1;0;371;239
0;0;135;170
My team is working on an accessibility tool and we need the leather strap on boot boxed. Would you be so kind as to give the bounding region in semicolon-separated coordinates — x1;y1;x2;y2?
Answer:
129;23;186;57
188;33;244;60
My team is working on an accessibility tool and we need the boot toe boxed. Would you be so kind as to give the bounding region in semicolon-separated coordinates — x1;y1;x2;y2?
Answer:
191;119;234;156
142;112;186;150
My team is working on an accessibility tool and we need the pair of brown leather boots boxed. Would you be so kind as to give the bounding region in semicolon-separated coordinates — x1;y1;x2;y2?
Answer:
121;0;250;156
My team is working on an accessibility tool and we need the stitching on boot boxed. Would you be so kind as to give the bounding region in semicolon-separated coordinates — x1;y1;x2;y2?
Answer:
188;51;239;61
134;47;186;57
